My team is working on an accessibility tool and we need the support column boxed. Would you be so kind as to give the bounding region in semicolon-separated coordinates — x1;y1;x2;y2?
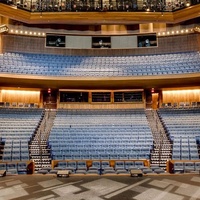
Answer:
0;17;9;54
88;91;92;103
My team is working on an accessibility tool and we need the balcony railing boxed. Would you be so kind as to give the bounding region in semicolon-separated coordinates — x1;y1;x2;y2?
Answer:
1;0;198;13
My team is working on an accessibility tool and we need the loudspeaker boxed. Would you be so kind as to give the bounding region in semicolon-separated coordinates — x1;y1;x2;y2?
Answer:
57;170;69;177
0;170;6;177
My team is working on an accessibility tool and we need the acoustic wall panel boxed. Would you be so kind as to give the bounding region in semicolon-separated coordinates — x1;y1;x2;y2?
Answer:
111;35;137;49
65;36;92;49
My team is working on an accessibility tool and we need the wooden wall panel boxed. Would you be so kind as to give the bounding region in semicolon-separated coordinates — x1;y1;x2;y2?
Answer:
0;90;2;102
162;89;200;104
2;33;199;56
1;90;40;103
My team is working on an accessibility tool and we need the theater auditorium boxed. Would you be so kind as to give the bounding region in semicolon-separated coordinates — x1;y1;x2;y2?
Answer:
0;0;200;199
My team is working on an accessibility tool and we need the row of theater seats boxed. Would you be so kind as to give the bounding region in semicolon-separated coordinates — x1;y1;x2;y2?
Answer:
37;160;165;175
0;52;199;77
162;102;200;108
173;161;200;173
158;108;200;160
0;162;28;175
0;102;39;108
3;140;29;162
0;108;44;162
49;109;153;161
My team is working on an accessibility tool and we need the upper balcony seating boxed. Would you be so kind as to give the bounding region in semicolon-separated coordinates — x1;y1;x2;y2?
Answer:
158;108;200;160
2;0;198;12
0;51;199;77
48;109;153;161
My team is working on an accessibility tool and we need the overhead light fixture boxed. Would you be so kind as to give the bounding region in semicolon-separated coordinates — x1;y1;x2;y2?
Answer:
186;2;190;6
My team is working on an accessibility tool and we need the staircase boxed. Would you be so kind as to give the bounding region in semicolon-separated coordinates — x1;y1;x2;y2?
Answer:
146;109;172;169
29;109;56;171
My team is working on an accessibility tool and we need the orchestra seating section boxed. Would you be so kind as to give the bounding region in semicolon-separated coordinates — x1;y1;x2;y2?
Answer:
0;108;44;162
1;107;200;175
43;160;166;175
158;108;200;161
0;51;200;77
48;109;153;162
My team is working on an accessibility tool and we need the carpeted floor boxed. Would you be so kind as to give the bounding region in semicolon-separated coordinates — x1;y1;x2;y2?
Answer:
0;173;200;200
